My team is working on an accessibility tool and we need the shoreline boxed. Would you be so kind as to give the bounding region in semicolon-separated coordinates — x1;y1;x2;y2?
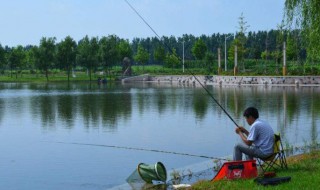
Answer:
122;75;320;87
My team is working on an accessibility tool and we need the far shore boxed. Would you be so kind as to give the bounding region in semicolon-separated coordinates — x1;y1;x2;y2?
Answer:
122;75;320;87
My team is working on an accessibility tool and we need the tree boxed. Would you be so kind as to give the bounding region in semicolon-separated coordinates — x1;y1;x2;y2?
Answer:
154;45;165;66
178;34;196;60
77;36;99;82
286;33;299;61
0;44;6;72
118;39;132;60
271;50;281;74
228;38;245;67
36;37;56;81
164;48;179;70
8;45;26;78
192;39;207;61
205;52;215;74
235;12;250;71
25;46;37;73
285;0;320;61
134;44;149;71
56;36;77;82
99;35;120;76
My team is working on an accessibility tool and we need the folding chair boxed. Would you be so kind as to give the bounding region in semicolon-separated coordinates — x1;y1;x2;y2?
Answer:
257;133;288;173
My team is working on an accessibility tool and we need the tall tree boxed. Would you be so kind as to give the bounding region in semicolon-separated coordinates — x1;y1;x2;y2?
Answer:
99;35;120;76
25;46;37;72
77;36;99;82
57;36;77;82
154;45;165;66
285;0;320;61
36;37;56;81
286;32;299;61
164;48;179;70
0;44;6;71
118;39;132;60
192;39;207;68
205;52;215;74
228;38;245;67
236;12;250;71
134;44;149;72
8;45;26;78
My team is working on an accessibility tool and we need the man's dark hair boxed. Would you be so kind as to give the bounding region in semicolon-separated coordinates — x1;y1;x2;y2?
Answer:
243;107;259;119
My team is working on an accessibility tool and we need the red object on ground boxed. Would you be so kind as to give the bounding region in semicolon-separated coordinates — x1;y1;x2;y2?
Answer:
264;171;276;178
212;160;258;181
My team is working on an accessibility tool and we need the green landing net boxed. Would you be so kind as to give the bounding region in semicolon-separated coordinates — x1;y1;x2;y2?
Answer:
126;162;167;184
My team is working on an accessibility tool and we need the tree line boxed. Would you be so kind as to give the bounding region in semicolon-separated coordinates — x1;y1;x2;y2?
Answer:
2;0;320;81
0;28;310;81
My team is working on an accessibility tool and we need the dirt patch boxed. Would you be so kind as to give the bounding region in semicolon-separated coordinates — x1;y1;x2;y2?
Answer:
287;151;320;164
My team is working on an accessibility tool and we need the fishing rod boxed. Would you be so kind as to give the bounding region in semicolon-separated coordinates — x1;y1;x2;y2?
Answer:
124;0;239;127
52;141;230;161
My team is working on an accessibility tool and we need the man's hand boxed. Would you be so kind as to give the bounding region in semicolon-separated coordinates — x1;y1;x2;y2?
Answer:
235;126;245;134
235;126;252;146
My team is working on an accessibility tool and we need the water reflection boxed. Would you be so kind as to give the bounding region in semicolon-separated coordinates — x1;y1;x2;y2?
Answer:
0;83;319;138
0;82;319;189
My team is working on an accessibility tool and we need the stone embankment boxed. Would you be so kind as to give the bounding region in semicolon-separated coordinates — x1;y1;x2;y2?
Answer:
122;75;320;86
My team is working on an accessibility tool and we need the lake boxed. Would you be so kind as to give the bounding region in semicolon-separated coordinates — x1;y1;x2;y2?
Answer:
0;82;319;189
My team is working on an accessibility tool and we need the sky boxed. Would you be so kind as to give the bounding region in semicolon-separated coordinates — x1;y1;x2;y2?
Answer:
0;0;286;47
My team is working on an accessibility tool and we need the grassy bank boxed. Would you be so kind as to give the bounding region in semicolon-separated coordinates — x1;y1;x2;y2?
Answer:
1;63;320;83
190;150;320;189
0;71;110;83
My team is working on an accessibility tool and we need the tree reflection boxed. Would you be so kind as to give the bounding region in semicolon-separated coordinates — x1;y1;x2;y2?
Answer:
57;95;75;129
193;90;209;120
0;82;318;145
34;95;56;128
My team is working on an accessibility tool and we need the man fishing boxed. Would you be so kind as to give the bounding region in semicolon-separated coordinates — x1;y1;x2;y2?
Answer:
233;107;274;161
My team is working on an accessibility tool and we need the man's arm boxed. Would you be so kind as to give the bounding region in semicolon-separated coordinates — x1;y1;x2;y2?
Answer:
235;127;252;146
238;132;253;146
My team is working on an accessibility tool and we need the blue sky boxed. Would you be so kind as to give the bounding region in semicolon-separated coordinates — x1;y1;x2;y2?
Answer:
0;0;285;47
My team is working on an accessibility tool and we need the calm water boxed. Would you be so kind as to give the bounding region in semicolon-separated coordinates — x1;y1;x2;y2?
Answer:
0;82;319;190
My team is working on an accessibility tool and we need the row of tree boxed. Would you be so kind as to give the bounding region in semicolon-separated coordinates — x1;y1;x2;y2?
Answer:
0;27;308;80
1;1;320;80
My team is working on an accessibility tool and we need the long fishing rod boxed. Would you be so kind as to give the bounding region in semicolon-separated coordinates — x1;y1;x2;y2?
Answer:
124;0;239;127
52;141;230;161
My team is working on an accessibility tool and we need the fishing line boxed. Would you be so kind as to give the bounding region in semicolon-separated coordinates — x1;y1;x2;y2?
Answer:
52;141;230;161
124;0;239;127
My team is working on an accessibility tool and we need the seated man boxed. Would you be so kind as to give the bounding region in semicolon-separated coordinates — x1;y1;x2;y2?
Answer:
233;107;274;161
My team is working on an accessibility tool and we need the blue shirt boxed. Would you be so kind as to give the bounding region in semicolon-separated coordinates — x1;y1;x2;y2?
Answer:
247;119;274;155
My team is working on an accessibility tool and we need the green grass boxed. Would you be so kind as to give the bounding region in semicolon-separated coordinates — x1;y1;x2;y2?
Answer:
0;71;110;83
1;62;320;83
190;151;320;190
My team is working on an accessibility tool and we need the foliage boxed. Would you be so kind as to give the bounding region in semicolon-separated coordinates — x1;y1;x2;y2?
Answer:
8;45;26;78
286;32;299;61
77;36;100;81
204;52;215;74
235;12;249;64
0;44;6;69
0;27;317;79
192;39;207;61
56;36;77;82
228;38;245;67
99;35;120;70
34;37;56;81
118;39;132;60
154;45;165;65
164;48;180;70
285;0;320;61
134;44;149;71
